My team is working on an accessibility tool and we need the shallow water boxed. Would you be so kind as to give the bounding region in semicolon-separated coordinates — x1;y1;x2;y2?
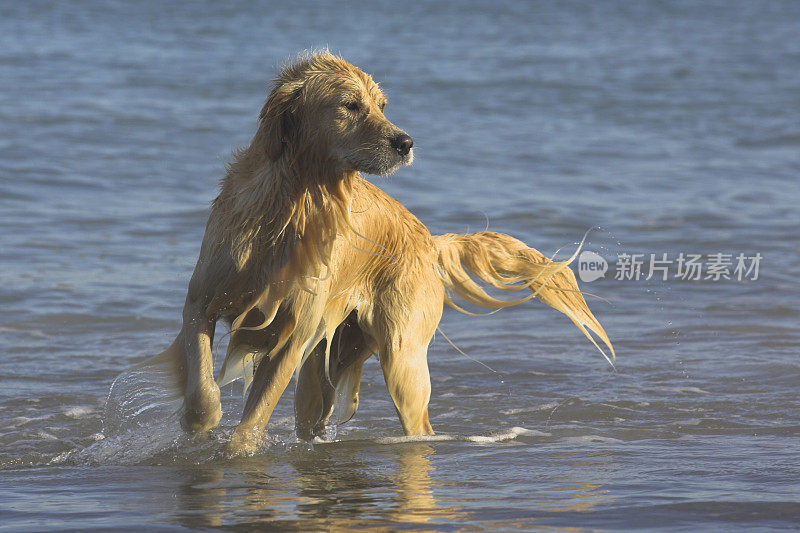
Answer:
2;1;799;530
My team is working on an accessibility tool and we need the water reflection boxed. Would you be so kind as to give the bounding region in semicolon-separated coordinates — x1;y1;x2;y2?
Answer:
170;441;461;528
173;466;227;528
547;450;614;513
167;443;615;528
390;443;450;524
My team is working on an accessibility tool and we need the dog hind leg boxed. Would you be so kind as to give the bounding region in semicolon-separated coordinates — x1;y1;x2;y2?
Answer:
379;342;434;436
294;315;377;440
294;342;335;440
329;319;376;429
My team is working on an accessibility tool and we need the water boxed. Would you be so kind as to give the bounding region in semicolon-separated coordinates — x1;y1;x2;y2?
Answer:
2;1;799;530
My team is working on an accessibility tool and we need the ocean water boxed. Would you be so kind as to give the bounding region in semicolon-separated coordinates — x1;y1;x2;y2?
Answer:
2;1;799;530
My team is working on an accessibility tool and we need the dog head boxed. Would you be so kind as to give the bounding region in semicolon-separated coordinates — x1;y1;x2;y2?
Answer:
257;51;413;176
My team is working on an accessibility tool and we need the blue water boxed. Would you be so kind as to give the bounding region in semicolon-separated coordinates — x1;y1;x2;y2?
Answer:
1;1;799;530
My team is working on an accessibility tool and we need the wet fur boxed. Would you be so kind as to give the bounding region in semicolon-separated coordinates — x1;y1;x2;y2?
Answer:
146;52;614;455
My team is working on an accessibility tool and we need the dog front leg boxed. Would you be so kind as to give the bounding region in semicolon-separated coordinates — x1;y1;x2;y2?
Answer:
180;301;222;433
225;338;305;456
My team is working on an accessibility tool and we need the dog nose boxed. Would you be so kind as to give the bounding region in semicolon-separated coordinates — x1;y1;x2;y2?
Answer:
390;133;413;156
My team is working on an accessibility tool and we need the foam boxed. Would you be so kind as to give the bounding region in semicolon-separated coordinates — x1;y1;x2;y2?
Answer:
562;435;624;444
668;418;702;426
654;386;711;395
316;426;550;446
63;406;95;418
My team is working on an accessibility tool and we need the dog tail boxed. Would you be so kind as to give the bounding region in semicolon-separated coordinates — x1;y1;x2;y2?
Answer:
434;231;614;365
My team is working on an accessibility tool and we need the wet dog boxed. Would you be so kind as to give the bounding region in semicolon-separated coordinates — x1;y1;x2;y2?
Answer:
145;51;613;455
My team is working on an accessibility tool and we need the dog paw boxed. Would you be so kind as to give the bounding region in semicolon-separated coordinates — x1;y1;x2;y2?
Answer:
181;381;222;433
223;427;263;458
294;420;327;442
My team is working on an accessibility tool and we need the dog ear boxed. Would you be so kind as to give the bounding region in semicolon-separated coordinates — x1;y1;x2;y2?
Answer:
258;81;302;161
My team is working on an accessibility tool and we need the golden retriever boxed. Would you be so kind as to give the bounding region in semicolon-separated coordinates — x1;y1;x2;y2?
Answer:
144;51;614;455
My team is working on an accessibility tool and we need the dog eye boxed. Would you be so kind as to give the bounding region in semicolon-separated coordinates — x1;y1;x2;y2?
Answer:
343;101;361;112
